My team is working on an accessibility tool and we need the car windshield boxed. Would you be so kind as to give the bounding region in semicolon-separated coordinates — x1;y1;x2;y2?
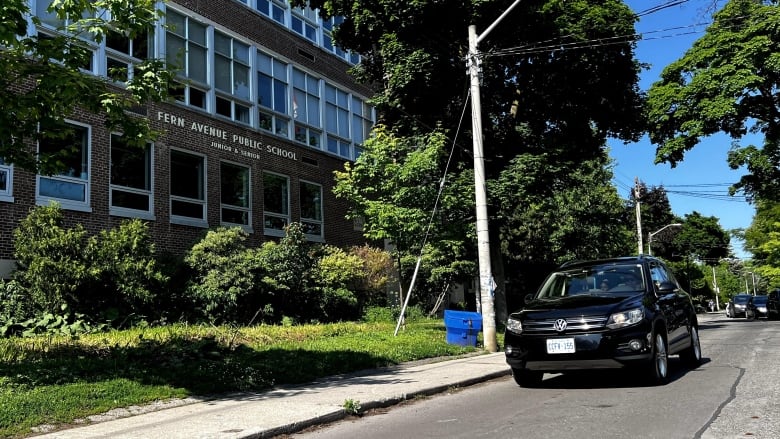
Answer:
753;296;767;305
733;296;750;304
536;263;646;298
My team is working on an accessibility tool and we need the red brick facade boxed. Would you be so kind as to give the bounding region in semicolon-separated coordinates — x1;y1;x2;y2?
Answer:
0;0;371;272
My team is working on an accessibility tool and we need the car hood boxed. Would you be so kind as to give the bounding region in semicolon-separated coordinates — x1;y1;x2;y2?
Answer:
512;293;645;320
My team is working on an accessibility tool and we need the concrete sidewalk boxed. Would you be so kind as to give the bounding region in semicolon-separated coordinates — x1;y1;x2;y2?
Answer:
33;352;511;439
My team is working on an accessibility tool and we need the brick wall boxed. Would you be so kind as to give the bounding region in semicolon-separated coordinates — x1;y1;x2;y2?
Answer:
0;0;371;266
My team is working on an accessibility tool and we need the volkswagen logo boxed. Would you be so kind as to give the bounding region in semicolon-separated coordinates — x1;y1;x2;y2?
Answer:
553;319;568;332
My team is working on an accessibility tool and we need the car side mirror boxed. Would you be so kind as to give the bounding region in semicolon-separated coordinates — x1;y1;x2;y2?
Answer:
524;293;535;304
656;281;678;294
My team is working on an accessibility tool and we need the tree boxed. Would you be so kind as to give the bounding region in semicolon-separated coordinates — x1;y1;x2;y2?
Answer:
744;200;780;288
315;0;645;310
645;0;780;202
333;126;477;307
1;0;173;173
670;212;731;263
494;150;634;265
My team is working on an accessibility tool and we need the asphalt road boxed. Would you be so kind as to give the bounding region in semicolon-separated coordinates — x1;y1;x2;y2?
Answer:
292;313;780;439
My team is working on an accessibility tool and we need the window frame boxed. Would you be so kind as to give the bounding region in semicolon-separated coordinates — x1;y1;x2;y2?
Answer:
257;50;290;138
36;120;92;212
169;147;208;227
220;160;252;230
0;158;13;203
262;171;290;237
291;6;318;43
109;133;154;219
165;8;209;111
299;179;324;241
214;30;252;125
292;67;322;149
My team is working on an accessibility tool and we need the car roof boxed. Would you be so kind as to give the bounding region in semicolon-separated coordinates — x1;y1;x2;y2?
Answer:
558;255;660;269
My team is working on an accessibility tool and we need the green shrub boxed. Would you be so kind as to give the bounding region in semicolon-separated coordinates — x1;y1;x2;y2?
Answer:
361;305;427;323
83;219;167;323
184;227;267;324
256;223;317;321
10;205;167;327
12;203;89;315
317;246;365;289
349;245;394;306
362;306;396;323
0;279;31;322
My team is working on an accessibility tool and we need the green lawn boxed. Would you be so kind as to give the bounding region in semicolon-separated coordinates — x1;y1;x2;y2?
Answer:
0;320;496;438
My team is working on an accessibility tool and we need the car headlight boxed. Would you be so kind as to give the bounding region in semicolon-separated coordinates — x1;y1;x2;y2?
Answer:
606;308;644;329
506;317;523;334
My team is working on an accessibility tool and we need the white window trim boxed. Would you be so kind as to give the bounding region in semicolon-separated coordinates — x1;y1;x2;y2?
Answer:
220;159;253;232
109;135;155;220
299;178;324;242
169;147;208;228
262;170;289;238
35;119;92;212
0;161;14;203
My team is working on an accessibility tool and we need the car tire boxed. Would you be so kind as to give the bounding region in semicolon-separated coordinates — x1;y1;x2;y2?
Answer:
646;332;669;386
511;367;543;388
679;325;702;368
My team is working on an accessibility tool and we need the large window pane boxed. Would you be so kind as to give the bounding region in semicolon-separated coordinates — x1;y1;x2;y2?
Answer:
263;172;289;234
221;162;250;226
170;150;205;222
263;173;288;215
300;181;323;238
171;150;203;200
110;134;152;214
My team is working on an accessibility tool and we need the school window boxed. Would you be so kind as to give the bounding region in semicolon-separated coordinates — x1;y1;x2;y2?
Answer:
105;28;152;83
34;1;96;72
170;149;207;226
220;162;251;227
263;172;289;236
325;84;351;158
292;68;321;149
110;134;153;218
0;157;12;202
257;51;290;137
214;31;251;124
352;96;374;158
37;123;91;210
165;9;208;110
291;6;318;43
299;181;323;240
322;16;343;57
255;0;286;25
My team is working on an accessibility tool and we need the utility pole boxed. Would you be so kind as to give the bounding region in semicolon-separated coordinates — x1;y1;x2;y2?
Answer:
634;178;643;255
467;0;522;353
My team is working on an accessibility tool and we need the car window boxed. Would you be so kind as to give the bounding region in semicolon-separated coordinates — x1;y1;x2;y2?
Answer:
649;262;670;286
537;263;645;298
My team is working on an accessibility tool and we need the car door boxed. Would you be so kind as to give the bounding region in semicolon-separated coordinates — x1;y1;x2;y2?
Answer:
650;261;689;351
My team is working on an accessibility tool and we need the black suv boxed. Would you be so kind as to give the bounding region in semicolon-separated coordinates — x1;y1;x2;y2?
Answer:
504;256;701;387
768;289;780;320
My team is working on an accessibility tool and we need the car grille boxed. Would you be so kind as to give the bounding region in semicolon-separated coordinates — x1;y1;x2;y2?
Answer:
523;315;607;334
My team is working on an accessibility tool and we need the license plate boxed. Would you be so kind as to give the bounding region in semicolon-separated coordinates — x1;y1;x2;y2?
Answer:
547;338;575;354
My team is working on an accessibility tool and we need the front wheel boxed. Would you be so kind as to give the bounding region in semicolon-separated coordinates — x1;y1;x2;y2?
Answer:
679;326;702;368
511;367;543;388
646;332;669;386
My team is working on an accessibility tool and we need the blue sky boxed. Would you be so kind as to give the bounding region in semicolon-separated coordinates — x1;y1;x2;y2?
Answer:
608;0;754;258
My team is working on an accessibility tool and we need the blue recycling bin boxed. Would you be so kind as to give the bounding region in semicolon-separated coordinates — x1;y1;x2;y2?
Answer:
444;310;483;347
